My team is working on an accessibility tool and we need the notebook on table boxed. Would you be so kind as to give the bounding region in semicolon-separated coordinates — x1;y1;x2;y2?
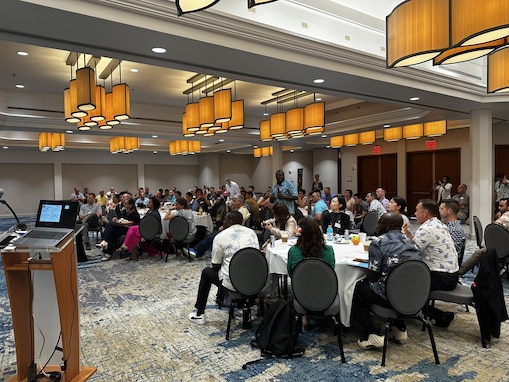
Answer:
12;200;79;248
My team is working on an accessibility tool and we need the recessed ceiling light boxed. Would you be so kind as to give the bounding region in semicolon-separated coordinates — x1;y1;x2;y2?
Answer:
313;78;325;84
384;124;390;128
66;130;73;134
410;96;420;101
316;97;322;101
263;112;268;116
253;145;258;148
152;47;166;54
321;134;327;138
15;84;24;89
3;146;8;149
226;149;231;153
17;51;28;56
152;135;158;138
290;149;294;153
219;139;224;142
326;145;331;149
130;68;139;73
153;151;158;154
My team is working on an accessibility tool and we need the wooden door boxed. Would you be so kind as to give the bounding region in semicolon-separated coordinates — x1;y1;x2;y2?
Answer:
406;149;461;215
358;154;397;199
495;145;509;178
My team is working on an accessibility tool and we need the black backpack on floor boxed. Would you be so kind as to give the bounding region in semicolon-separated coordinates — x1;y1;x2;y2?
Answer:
244;298;304;368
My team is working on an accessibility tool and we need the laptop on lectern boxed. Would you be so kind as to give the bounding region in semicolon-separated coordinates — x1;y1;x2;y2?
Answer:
12;200;79;248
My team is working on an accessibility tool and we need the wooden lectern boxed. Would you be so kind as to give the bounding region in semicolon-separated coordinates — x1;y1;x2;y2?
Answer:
2;233;96;382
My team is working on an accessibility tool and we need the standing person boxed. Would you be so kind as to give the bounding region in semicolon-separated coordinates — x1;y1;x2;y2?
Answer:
353;213;422;349
287;217;335;330
402;199;458;327
270;169;298;215
224;178;240;198
188;211;259;324
321;195;351;235
311;173;323;192
435;176;452;203
387;196;410;226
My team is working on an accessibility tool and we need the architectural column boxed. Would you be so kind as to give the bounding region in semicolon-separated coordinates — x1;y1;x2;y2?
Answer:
138;163;145;190
54;163;63;199
397;139;407;197
271;141;282;179
470;110;492;230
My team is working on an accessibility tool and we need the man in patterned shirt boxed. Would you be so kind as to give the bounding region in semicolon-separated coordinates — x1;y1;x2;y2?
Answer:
403;199;458;327
366;191;386;219
353;213;422;350
188;211;259;324
270;169;298;215
439;200;466;256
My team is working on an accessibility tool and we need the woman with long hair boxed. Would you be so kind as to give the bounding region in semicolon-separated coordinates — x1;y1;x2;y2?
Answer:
387;196;410;226
321;195;352;235
264;203;297;239
287;217;335;330
116;197;162;260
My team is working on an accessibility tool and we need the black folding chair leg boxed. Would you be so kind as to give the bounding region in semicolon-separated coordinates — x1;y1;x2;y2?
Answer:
381;321;390;367
226;304;234;340
419;318;440;365
333;315;346;363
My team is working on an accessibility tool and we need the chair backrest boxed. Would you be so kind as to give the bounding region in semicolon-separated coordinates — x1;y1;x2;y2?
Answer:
473;215;483;248
362;211;378;236
385;260;431;316
293;208;305;222
169;216;189;242
291;258;338;313
139;215;160;240
229;248;268;296
484;223;509;259
457;238;467;267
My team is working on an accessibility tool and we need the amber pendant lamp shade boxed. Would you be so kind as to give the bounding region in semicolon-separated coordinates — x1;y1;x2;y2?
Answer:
228;100;244;129
39;132;51;151
403;123;423;139
105;92;120;126
488;46;509;93
304;101;325;135
69;79;87;118
424;120;446;136
260;120;271;142
451;0;509;46
64;87;80;123
344;133;359;146
214;88;232;123
286;107;304;136
176;0;220;16
88;85;106;122
359;131;376;145
112;83;130;121
75;67;96;111
270;112;286;138
383;127;402;141
330;136;344;148
386;0;450;67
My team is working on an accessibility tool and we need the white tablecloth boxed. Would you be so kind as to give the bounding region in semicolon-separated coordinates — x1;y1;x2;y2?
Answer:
266;238;369;327
159;210;214;240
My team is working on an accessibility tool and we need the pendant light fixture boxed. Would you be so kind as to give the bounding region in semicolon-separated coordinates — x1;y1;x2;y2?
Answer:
214;87;231;123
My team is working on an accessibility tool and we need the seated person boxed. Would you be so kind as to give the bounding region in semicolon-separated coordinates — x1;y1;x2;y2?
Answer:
135;191;149;208
287;217;335;330
78;192;102;250
452;184;469;223
321;195;351;236
98;198;140;261
190;188;210;213
387;196;410;226
231;194;251;225
164;197;197;252
188;211;259;324
308;190;328;222
115;197;162;260
245;190;261;228
353;213;422;350
353;193;369;225
263;203;297;239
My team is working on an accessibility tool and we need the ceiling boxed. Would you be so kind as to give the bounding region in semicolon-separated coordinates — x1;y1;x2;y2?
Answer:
0;0;508;155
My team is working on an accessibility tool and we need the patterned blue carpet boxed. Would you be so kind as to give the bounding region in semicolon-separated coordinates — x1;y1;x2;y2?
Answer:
1;225;509;381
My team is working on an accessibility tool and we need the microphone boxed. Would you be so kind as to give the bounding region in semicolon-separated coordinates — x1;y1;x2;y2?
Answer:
0;189;27;230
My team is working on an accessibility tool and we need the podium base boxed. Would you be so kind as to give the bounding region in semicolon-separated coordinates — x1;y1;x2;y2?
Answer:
7;366;97;382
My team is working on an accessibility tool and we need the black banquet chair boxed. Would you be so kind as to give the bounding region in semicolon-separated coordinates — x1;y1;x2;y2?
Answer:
367;260;439;366
167;216;192;262
361;211;378;236
473;215;484;249
225;248;269;340
291;258;346;363
484;223;509;278
137;214;162;260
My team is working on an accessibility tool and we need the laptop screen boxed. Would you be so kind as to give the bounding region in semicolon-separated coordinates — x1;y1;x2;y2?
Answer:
35;200;80;228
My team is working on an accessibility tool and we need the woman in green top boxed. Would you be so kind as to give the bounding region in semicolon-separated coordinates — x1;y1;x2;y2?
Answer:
287;217;335;277
287;217;335;329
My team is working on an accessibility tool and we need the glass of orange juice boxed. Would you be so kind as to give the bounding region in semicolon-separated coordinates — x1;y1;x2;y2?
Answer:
351;234;360;245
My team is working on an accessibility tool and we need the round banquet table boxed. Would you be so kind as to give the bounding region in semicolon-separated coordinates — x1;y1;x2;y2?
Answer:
265;237;369;327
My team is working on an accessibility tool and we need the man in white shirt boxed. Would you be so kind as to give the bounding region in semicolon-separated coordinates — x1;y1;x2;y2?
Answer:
225;178;240;197
188;211;259;324
376;187;390;210
403;199;458;327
